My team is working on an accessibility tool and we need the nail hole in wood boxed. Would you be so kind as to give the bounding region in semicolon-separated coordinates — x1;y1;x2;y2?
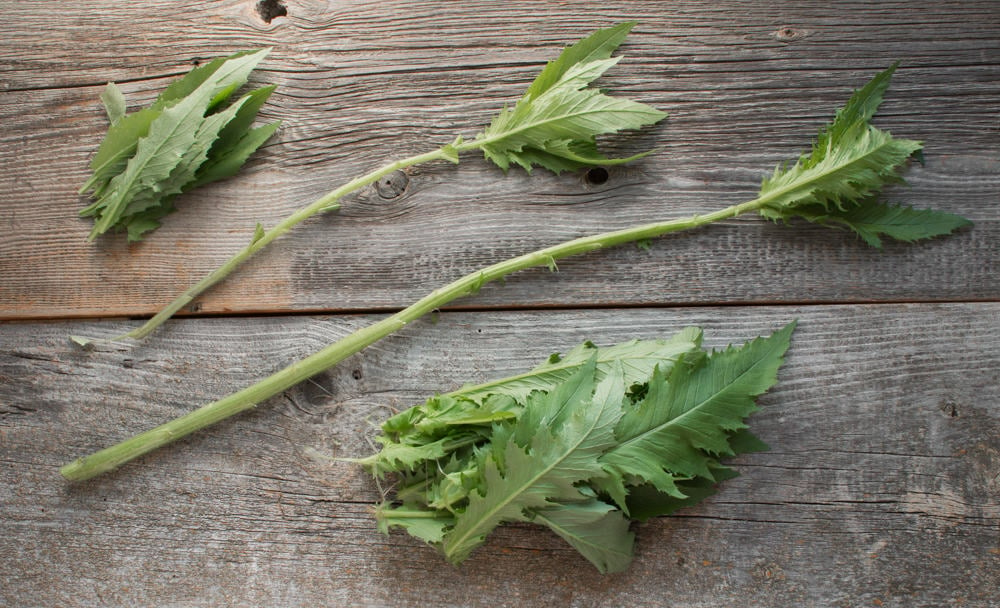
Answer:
352;369;363;380
585;167;609;186
256;0;288;24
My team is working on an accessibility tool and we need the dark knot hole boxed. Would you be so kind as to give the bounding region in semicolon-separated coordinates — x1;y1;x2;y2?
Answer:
585;167;610;186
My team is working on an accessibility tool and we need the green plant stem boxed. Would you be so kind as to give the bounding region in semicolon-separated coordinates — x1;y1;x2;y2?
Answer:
89;146;458;344
60;195;767;481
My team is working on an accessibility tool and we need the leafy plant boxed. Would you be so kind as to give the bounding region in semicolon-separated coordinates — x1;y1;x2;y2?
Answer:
362;323;794;572
79;49;280;242
73;21;664;345
61;26;969;490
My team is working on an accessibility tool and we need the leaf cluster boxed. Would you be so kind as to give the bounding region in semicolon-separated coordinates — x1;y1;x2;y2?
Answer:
758;63;970;247
472;22;666;174
353;323;795;573
79;49;280;242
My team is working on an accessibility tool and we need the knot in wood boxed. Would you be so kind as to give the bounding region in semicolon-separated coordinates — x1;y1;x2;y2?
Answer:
256;0;287;24
376;170;410;199
774;27;806;43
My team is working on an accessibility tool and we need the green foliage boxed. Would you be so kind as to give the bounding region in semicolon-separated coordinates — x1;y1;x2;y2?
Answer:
79;49;280;242
757;64;971;246
473;22;666;174
356;324;795;573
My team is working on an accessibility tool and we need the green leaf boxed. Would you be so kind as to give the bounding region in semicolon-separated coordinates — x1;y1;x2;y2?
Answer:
367;332;704;483
806;63;899;170
441;357;622;564
452;329;703;405
758;124;921;215
189;85;280;190
474;23;666;174
755;64;971;244
348;428;487;478
249;222;266;246
532;499;635;573
625;462;741;522
598;322;795;507
787;199;972;248
78;106;160;198
525;21;636;100
81;49;276;241
375;503;454;544
100;82;126;123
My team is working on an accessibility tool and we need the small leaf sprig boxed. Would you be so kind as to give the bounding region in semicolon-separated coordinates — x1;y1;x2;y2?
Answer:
61;28;970;483
359;324;795;573
80;49;280;242
74;22;663;345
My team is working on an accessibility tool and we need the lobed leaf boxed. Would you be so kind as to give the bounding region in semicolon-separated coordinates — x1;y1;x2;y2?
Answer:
452;329;703;406
442;357;623;564
474;23;666;174
597;322;795;508
757;64;972;245
784;199;972;248
80;49;278;241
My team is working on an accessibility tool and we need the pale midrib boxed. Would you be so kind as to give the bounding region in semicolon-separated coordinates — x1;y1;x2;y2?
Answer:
533;507;631;558
93;61;251;233
450;348;692;400
445;406;609;558
467;97;658;151
762;131;906;204
607;347;777;457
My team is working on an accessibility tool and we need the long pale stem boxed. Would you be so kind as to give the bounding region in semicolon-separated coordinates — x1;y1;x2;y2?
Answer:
60;195;766;481
77;146;457;345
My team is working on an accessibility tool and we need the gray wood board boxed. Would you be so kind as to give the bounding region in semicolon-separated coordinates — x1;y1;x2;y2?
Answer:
2;304;997;606
2;1;998;319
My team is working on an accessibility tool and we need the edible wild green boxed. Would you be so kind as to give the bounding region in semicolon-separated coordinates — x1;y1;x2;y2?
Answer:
362;324;794;573
74;22;664;345
62;27;969;490
79;49;280;242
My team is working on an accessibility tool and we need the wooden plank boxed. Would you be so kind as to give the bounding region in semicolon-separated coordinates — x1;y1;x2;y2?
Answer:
2;304;997;606
1;1;998;319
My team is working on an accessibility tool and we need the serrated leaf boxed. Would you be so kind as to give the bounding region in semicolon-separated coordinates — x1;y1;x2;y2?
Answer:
79;106;161;198
758;124;921;215
367;332;705;485
755;64;971;244
187;83;280;190
474;23;666;174
625;462;741;522
453;329;702;405
100;82;126;123
120;92;255;220
598;322;795;507
349;428;487;478
806;63;899;170
532;499;635;573
81;48;274;241
525;21;636;100
375;503;454;544
189;120;280;190
788;199;972;248
441;357;623;564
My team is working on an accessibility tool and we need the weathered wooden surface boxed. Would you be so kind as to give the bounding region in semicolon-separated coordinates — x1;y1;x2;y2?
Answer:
1;1;998;319
1;1;998;606
2;306;999;606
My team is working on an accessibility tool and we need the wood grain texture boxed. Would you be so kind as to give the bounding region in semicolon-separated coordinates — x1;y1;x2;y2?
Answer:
2;305;998;607
1;1;998;320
